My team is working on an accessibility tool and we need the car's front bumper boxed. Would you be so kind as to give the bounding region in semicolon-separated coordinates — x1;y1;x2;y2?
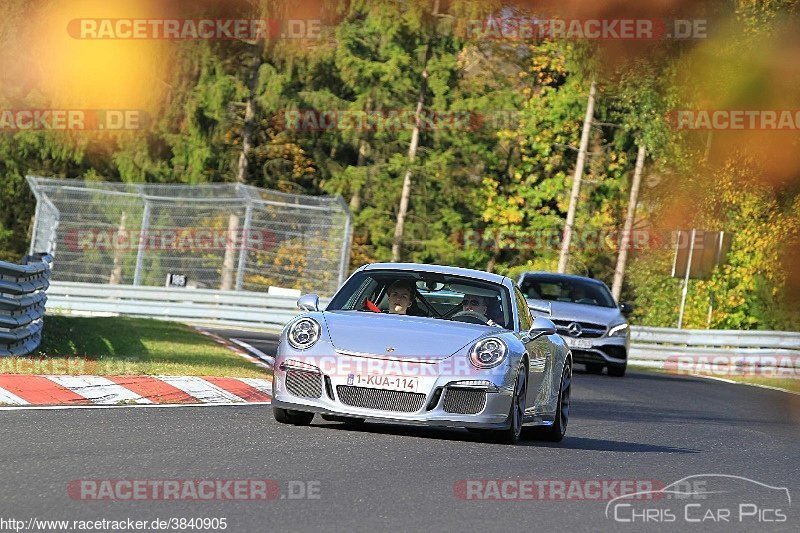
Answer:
271;353;517;429
563;334;629;366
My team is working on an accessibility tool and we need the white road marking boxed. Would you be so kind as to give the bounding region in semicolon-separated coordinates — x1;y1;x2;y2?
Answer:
0;386;28;406
230;339;275;367
0;401;271;411
159;376;245;403
46;376;152;405
237;377;274;397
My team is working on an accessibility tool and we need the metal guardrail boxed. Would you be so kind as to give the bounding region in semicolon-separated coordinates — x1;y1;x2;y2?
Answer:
46;281;327;330
630;326;800;367
45;282;799;365
0;253;53;356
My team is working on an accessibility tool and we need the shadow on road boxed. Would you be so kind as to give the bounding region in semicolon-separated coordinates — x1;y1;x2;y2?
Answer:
315;421;700;453
522;435;699;453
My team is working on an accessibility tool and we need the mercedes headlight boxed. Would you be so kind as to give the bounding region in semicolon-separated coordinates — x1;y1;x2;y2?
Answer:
287;317;321;350
608;323;629;337
469;337;508;369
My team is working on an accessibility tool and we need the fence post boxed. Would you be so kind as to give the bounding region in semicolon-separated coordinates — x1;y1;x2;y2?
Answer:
133;200;151;286
235;201;253;291
677;228;696;329
220;213;240;291
337;205;352;289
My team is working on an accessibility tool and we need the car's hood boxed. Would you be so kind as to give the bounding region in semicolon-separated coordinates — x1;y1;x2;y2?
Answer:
322;310;492;361
526;298;624;325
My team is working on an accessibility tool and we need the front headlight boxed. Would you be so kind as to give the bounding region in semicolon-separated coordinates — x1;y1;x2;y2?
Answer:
287;317;321;350
608;323;629;337
469;337;508;369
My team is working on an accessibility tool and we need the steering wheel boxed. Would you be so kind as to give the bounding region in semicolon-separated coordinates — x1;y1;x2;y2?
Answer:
450;310;491;325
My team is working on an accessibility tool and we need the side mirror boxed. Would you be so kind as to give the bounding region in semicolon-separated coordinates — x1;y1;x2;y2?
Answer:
527;316;557;340
297;294;320;312
619;302;634;316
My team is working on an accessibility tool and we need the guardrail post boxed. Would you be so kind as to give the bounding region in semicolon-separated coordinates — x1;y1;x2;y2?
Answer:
133;200;151;286
235;201;253;291
29;200;41;256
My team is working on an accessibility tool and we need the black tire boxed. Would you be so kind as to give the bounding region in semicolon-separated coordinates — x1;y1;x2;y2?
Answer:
492;360;528;445
608;364;627;377
321;414;366;425
530;360;571;442
273;407;314;426
584;363;604;374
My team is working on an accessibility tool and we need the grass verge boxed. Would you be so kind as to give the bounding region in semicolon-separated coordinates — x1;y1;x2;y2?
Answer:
1;316;270;378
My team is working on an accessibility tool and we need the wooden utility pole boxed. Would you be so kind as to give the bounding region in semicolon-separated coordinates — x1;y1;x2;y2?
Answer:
557;80;596;273
611;143;646;301
391;77;426;262
391;0;440;262
236;37;266;185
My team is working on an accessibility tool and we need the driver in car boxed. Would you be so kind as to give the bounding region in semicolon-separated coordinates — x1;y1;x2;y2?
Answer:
461;293;499;326
570;286;597;305
462;294;488;315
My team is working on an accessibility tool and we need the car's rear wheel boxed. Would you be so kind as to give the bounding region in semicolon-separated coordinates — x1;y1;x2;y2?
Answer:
321;414;366;425
584;363;604;374
530;360;571;442
273;407;314;426
608;364;627;377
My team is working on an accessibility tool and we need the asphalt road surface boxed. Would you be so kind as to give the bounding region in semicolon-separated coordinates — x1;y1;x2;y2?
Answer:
2;362;798;532
206;327;281;364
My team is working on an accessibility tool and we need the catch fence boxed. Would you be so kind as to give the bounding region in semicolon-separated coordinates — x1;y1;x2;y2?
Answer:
27;177;351;296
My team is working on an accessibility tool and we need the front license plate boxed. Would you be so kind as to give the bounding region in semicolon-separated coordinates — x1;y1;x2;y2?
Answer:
565;337;593;349
350;374;419;392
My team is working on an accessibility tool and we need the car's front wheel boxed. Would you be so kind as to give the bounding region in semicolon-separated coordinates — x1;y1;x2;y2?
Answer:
584;363;604;374
608;364;626;377
530;360;571;442
492;360;528;445
273;407;314;426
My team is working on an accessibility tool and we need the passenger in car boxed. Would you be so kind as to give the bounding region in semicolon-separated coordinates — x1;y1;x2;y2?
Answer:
386;279;416;315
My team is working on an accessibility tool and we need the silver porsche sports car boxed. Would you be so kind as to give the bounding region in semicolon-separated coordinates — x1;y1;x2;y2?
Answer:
272;263;572;444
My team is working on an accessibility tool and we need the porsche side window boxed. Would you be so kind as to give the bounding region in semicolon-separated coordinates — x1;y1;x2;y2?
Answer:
514;287;532;331
344;277;378;310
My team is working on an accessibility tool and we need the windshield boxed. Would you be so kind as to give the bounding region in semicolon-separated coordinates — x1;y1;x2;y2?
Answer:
519;275;616;308
327;270;514;329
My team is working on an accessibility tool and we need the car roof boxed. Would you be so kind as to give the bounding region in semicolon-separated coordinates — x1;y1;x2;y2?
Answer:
363;263;508;285
518;271;609;287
